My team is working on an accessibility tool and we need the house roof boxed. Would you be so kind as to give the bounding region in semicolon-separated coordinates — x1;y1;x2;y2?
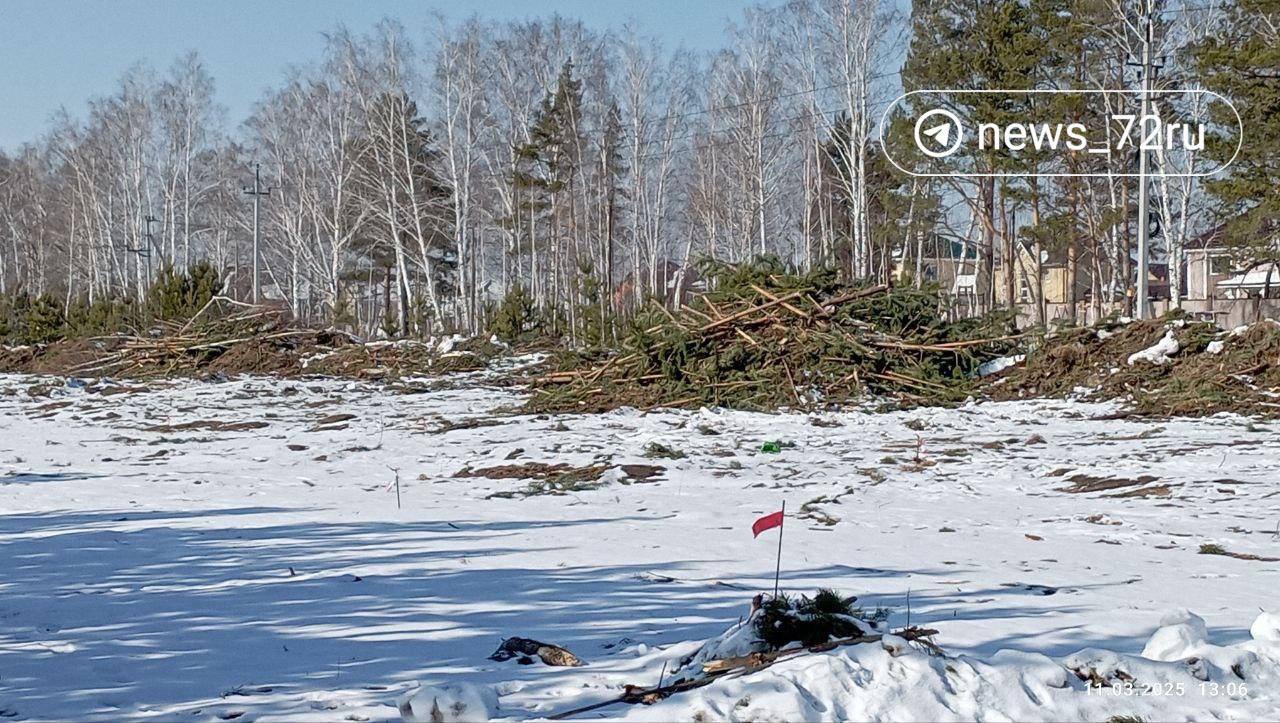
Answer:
1218;263;1280;289
1189;216;1278;250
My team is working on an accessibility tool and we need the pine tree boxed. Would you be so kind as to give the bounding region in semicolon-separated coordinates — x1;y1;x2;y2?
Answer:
901;0;1049;309
1194;0;1280;268
597;100;627;341
515;60;586;322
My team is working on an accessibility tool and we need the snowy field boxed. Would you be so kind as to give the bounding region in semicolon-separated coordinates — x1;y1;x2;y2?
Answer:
2;368;1279;721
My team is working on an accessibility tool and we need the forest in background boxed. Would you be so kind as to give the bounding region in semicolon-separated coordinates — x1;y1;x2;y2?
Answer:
0;0;1277;342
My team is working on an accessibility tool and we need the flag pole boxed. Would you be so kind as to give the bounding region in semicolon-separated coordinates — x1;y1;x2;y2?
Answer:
773;500;785;599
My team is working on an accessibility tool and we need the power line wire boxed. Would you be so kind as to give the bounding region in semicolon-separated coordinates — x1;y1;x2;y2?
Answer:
565;68;903;138
633;97;897;162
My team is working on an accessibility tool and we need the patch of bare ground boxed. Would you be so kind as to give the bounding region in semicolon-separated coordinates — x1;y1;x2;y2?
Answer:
454;461;666;499
991;315;1280;417
1054;473;1159;494
1198;543;1280;562
145;420;269;433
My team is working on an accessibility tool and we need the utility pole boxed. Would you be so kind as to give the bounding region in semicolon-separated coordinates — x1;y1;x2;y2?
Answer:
143;215;160;287
243;162;272;304
130;215;159;296
1131;5;1160;320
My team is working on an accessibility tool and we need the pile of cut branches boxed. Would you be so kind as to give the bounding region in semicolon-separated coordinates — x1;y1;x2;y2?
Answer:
303;336;503;379
1;296;506;380
55;298;350;378
529;258;1020;413
990;312;1280;417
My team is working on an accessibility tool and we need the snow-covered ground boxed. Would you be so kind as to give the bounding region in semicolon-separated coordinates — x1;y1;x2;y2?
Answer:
1;368;1278;721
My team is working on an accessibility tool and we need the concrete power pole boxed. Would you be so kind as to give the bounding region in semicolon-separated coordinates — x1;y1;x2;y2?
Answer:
143;215;160;287
131;215;160;297
243;163;272;304
1133;6;1158;320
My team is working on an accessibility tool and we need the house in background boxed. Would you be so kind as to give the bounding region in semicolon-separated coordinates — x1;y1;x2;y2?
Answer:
1185;220;1280;300
1185;225;1243;300
1216;263;1280;299
613;259;704;309
891;237;980;290
998;244;1099;306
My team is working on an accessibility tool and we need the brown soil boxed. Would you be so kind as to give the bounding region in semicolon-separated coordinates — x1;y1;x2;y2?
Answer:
455;462;588;480
0;318;507;383
1054;473;1159;494
145;420;270;433
991;315;1280;417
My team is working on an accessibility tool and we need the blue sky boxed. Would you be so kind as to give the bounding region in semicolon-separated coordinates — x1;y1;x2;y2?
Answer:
0;0;761;150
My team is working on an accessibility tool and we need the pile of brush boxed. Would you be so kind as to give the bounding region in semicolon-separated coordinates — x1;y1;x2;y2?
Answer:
1;294;510;381
529;258;1021;413
990;312;1280;417
303;336;504;379
56;298;353;378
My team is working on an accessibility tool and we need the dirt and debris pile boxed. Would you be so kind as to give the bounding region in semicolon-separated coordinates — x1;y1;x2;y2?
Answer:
302;335;503;379
673;589;905;679
529;258;1019;413
16;303;343;378
454;460;666;499
545;590;939;720
0;298;506;380
489;637;583;667
990;314;1280;416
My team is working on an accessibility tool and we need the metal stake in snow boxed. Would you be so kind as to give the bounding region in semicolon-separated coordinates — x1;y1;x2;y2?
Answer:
753;502;786;598
387;465;402;509
774;501;785;598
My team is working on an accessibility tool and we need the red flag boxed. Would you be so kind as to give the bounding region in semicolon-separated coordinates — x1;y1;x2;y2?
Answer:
752;509;784;538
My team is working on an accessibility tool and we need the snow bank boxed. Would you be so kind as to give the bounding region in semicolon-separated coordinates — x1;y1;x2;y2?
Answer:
1127;330;1180;365
1141;609;1208;661
978;354;1025;377
398;683;497;722
618;612;1280;722
674;618;763;676
437;334;466;354
1253;613;1280;643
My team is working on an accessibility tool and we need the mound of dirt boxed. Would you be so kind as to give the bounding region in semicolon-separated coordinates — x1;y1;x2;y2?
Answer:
0;304;507;382
990;314;1280;417
21;338;114;376
302;337;497;379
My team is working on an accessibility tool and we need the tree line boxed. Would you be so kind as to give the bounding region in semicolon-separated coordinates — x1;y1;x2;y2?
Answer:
0;0;1275;341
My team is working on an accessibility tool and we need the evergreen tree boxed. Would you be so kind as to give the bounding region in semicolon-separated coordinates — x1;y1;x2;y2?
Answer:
515;60;586;320
596;99;627;341
1194;0;1280;266
901;0;1049;308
